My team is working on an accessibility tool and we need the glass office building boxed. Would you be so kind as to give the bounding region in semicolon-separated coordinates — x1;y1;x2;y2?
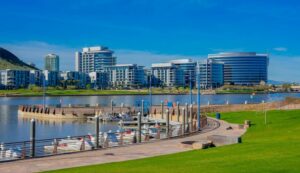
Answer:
208;52;269;85
169;59;197;87
198;59;224;89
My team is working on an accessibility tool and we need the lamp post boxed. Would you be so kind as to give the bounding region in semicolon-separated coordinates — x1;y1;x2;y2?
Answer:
149;73;152;116
189;71;193;104
43;73;46;109
197;62;201;131
262;99;267;125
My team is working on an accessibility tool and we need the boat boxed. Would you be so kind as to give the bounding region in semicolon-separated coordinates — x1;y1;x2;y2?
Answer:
0;144;22;161
142;127;158;138
44;136;95;153
44;131;125;153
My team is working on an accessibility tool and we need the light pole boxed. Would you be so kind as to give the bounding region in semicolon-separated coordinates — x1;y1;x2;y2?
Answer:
189;71;193;104
196;62;201;131
149;73;152;114
43;74;46;109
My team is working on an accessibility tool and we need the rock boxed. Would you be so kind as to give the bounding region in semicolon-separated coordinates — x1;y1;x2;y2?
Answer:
226;126;233;130
207;135;242;147
192;140;212;149
179;140;212;149
244;120;251;126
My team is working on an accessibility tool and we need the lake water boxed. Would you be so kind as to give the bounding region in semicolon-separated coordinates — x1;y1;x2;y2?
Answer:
1;93;300;143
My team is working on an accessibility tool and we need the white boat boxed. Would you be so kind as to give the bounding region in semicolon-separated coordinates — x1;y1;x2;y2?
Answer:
0;144;22;161
44;137;95;153
120;113;133;121
142;127;158;138
116;130;135;144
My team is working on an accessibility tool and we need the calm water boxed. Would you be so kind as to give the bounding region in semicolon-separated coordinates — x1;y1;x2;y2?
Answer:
1;93;300;143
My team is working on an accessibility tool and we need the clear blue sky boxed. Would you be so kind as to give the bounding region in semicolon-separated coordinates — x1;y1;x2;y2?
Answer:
1;0;300;82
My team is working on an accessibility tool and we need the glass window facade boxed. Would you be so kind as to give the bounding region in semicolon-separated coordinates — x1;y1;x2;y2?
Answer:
198;60;224;89
170;59;197;87
208;52;268;85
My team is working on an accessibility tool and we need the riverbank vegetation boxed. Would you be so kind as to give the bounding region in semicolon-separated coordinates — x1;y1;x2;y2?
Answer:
0;84;297;96
0;87;194;96
46;110;300;173
216;84;271;94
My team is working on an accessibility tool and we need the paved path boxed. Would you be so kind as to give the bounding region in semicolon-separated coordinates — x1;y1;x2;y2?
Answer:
0;118;246;173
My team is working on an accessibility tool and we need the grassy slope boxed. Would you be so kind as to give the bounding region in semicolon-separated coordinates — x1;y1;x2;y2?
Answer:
45;110;300;173
0;59;35;70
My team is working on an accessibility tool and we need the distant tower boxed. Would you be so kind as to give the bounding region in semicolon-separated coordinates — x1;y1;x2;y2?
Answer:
45;54;59;71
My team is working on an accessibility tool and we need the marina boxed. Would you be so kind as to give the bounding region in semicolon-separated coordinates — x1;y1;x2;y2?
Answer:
1;93;300;143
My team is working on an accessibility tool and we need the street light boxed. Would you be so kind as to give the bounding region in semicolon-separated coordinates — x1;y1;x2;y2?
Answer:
149;73;152;113
196;62;201;131
261;99;267;125
43;73;46;109
189;70;193;104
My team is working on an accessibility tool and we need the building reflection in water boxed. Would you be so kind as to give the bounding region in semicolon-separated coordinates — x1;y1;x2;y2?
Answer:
18;117;88;126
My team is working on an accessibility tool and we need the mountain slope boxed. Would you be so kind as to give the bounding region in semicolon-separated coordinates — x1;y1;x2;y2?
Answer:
0;47;38;70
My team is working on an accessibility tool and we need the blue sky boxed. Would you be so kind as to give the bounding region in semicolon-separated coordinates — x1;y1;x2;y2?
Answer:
1;0;300;82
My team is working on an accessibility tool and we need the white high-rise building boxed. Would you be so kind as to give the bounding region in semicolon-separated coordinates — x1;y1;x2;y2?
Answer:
104;64;145;88
45;54;59;71
75;46;116;73
151;63;184;87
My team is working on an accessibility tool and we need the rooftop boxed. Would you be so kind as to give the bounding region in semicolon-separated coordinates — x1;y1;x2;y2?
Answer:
151;63;174;68
82;46;113;53
208;52;268;58
169;59;193;64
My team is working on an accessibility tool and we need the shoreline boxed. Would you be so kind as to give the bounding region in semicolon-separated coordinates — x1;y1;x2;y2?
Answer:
0;91;298;97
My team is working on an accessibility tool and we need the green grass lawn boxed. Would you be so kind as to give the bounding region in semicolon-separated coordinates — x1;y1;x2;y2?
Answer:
44;110;300;173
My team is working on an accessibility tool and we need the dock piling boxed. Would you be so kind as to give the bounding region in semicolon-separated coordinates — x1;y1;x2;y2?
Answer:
185;103;189;133
95;116;100;148
176;102;180;122
166;108;170;138
111;100;114;115
30;119;36;157
190;104;193;132
161;101;164;119
182;108;186;135
138;112;142;143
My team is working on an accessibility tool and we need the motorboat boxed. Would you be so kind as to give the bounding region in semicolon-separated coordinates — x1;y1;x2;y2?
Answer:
0;144;22;161
44;136;95;153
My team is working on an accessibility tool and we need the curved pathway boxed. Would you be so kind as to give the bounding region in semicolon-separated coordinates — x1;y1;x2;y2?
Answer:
0;118;246;173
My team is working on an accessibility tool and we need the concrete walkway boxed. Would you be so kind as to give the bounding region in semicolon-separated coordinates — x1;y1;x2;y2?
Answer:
0;118;246;173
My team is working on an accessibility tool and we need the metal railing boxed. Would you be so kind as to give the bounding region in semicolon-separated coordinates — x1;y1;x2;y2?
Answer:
0;118;217;163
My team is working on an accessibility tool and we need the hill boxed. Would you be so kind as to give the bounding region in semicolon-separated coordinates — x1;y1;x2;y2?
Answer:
0;47;38;70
